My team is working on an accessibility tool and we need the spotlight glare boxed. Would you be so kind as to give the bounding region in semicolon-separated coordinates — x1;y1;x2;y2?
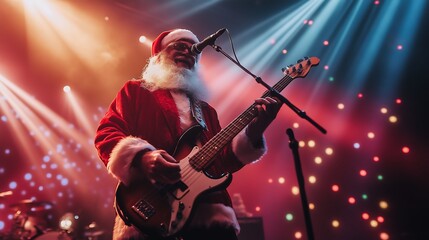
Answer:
63;85;71;93
139;36;147;43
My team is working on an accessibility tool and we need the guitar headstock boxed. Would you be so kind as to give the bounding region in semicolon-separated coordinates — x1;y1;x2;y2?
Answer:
282;56;320;79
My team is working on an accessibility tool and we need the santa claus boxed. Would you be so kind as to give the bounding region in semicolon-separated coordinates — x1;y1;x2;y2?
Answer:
94;28;281;240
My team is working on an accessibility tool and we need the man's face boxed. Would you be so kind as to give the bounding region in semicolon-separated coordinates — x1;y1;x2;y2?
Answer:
163;39;197;70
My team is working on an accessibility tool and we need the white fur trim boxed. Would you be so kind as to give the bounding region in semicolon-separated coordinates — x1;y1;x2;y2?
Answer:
107;136;156;186
113;214;143;240
232;128;267;165
189;203;241;235
161;29;199;48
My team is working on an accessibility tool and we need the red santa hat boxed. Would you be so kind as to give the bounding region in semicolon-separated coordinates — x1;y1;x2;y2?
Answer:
151;29;200;58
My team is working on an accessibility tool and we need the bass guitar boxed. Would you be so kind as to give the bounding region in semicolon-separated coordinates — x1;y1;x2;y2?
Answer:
115;57;320;238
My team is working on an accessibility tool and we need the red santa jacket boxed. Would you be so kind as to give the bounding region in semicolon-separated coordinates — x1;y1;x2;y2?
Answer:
95;79;249;206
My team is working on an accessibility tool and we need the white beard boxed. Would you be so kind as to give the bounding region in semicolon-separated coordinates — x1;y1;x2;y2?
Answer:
141;53;209;100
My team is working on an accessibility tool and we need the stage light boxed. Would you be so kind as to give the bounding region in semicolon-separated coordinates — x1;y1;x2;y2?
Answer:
379;200;388;209
139;36;147;43
380;232;390;240
388;115;397;123
63;85;71;93
325;147;333;155
291;186;299;195
314;156;322;164
294;231;302;239
401;146;410;154
308;176;316;184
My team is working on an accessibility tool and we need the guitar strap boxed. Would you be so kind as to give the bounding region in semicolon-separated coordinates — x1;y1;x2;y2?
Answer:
189;97;207;130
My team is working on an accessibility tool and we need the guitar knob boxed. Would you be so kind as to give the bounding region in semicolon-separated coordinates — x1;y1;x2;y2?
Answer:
177;211;183;220
160;223;167;232
171;221;177;229
179;202;185;210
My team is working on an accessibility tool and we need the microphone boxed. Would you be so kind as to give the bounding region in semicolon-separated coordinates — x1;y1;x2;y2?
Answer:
191;28;226;54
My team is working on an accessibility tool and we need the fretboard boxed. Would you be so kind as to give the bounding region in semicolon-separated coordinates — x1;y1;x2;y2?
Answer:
189;73;294;171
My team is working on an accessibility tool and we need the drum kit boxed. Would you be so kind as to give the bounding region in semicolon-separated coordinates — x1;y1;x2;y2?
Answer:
1;191;105;240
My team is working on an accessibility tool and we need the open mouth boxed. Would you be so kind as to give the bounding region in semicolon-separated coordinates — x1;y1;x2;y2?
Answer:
174;54;195;69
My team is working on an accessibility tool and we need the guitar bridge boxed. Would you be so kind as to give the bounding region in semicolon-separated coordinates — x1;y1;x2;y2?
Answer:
132;199;155;220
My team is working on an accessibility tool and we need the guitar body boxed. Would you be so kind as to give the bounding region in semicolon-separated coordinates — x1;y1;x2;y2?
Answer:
115;126;232;238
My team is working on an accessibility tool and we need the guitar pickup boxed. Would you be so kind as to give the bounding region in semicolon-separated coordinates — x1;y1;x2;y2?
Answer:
168;181;189;200
132;199;155;220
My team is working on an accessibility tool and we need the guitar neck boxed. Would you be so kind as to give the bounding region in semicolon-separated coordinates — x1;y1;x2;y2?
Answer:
189;73;294;171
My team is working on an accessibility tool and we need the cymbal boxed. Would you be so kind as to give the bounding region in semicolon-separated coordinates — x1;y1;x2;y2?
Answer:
10;199;54;212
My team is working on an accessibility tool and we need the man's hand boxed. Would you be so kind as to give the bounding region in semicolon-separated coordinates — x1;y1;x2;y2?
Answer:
246;97;283;145
138;150;181;184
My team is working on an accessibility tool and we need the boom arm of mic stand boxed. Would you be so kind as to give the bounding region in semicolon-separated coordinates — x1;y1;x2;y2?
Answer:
212;44;327;134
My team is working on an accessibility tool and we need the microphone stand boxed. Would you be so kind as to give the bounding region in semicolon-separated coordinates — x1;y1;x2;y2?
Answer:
211;44;319;239
286;128;315;240
211;45;326;134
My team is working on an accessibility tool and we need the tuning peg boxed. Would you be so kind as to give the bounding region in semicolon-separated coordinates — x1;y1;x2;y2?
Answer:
297;58;303;63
